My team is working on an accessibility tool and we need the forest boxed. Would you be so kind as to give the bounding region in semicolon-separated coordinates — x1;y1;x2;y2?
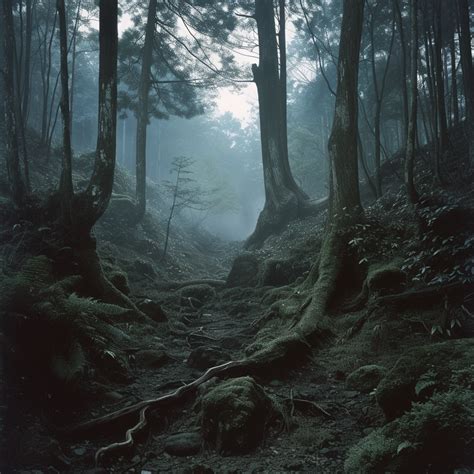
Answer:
0;0;473;472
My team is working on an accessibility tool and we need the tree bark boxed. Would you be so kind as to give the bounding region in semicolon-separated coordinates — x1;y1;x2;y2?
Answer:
369;4;396;198
450;26;459;125
135;0;158;222
328;0;364;222
22;0;33;124
405;0;419;204
57;0;74;228
393;0;409;143
1;0;25;206
77;0;118;234
433;0;448;154
246;0;309;248
278;0;289;162
457;0;474;169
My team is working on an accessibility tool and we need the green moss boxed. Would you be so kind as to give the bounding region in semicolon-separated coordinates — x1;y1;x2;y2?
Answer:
366;258;406;295
345;389;474;473
376;340;474;420
200;376;279;453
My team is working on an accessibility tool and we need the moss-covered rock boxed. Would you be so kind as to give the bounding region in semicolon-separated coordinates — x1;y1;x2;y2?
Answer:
345;389;474;473
200;376;277;453
346;365;386;393
376;340;474;420
367;260;406;296
109;270;130;295
226;254;260;288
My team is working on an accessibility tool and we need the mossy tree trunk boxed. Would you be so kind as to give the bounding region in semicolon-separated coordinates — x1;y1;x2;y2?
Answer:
246;0;309;248
1;0;26;207
328;0;364;223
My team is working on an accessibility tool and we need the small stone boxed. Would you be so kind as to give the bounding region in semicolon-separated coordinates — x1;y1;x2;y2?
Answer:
164;432;202;456
131;455;140;463
73;447;86;456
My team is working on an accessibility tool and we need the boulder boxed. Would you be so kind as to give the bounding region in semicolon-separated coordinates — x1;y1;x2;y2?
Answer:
137;299;167;322
346;365;386;393
367;261;406;296
164;432;202;456
187;346;231;370
226;254;260;288
200;377;276;454
109;270;130;295
376;340;474;420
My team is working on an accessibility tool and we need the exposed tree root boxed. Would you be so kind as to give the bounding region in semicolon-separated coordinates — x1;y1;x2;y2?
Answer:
77;245;149;322
372;282;467;310
62;229;348;465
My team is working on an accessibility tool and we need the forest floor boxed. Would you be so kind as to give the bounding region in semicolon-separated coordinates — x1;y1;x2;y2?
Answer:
1;131;474;473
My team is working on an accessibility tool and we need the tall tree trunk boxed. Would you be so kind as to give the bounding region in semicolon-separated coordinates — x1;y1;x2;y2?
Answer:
78;0;118;233
246;0;309;248
394;0;409;143
2;0;25;206
41;9;57;143
328;0;364;222
57;0;74;228
69;0;82;138
369;5;396;198
22;0;33;124
433;0;448;154
135;0;158;222
457;0;474;169
405;0;419;204
450;27;459;125
278;0;289;162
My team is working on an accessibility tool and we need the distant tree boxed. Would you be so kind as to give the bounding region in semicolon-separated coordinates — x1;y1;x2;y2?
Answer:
405;0;419;204
162;156;214;259
119;0;239;223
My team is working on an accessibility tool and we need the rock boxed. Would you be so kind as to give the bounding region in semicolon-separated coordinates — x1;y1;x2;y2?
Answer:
109;270;130;295
180;285;216;304
226;253;260;288
187;346;231;370
73;447;87;456
259;258;308;287
346;365;386;393
137;299;167;322
200;376;276;453
376;340;474;420
134;349;169;368
367;261;406;295
133;259;156;277
164;432;202;456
